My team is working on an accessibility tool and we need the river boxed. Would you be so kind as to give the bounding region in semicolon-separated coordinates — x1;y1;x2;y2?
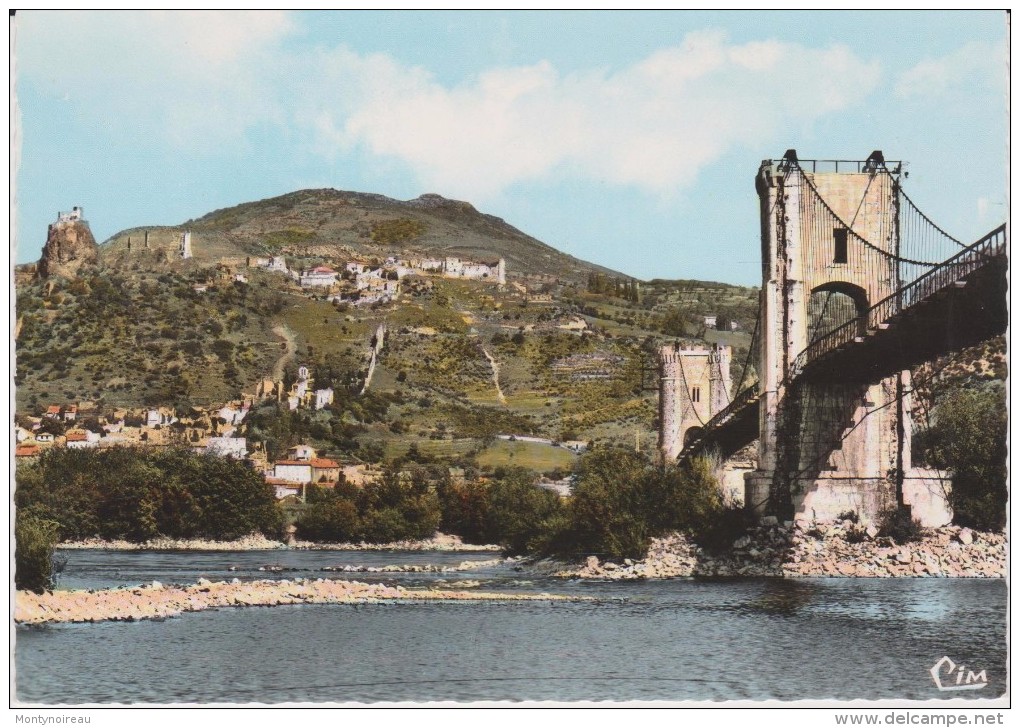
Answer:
14;549;1007;704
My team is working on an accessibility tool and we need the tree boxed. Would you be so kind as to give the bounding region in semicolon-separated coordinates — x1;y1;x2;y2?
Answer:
560;447;656;559
915;386;1007;530
15;510;62;593
486;467;565;555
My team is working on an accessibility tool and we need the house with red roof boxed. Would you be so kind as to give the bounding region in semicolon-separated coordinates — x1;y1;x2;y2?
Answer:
15;444;41;459
311;458;340;485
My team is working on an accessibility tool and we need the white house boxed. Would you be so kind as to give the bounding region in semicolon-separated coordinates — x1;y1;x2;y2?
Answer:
218;403;249;426
146;408;178;427
314;388;334;410
300;266;339;287
205;437;248;460
273;460;312;484
288;444;316;461
65;431;100;449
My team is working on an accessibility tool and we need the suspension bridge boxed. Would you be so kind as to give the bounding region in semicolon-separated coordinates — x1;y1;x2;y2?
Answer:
668;150;1007;523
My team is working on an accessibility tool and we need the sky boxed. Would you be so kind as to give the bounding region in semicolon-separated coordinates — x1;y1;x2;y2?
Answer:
11;10;1009;286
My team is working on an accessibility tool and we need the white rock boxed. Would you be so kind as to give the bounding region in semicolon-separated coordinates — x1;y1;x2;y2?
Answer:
958;528;975;545
149;581;163;590
733;536;752;549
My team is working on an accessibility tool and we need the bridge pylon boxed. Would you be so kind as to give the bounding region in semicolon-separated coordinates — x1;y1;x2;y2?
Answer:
658;342;731;462
745;150;951;526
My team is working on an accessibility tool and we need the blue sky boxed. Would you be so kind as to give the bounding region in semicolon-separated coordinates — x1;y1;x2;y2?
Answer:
12;10;1008;285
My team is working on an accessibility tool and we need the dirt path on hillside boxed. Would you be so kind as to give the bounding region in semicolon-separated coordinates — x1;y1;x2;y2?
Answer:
272;324;297;381
361;324;386;395
481;347;507;405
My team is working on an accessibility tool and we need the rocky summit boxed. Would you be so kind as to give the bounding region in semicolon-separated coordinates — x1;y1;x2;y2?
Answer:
37;207;99;279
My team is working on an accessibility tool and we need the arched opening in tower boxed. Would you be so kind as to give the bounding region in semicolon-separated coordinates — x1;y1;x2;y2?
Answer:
808;281;870;342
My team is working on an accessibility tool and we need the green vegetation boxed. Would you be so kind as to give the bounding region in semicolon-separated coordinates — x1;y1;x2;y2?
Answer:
15;510;62;593
371;218;426;245
296;466;442;543
263;228;317;248
878;507;924;545
15;270;280;411
15;448;283;542
293;446;728;560
914;385;1007;530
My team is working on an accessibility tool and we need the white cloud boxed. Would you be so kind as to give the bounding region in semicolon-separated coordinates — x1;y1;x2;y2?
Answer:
15;10;295;149
895;41;1005;99
15;14;882;199
308;30;881;199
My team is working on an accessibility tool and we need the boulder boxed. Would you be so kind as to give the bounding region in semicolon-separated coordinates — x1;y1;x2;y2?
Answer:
958;528;975;545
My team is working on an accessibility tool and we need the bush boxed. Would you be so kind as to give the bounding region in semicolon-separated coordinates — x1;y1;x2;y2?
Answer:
15;510;61;593
844;524;868;544
689;505;753;554
837;510;859;523
556;447;655;559
486;467;565;555
438;479;494;545
914;387;1006;530
295;467;441;544
878;507;924;544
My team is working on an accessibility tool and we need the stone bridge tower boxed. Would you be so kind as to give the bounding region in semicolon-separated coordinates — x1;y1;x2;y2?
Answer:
745;150;950;525
659;343;731;462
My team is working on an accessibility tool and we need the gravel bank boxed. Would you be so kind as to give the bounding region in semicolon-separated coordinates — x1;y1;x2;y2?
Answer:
15;578;581;625
59;533;500;552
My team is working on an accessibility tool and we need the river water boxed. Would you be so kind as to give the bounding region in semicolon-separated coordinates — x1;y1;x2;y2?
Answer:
14;549;1007;704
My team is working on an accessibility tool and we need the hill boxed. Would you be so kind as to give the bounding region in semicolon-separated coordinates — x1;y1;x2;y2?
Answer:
99;189;624;284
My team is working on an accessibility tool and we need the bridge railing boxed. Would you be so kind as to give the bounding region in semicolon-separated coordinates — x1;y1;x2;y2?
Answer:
792;224;1007;375
681;384;760;456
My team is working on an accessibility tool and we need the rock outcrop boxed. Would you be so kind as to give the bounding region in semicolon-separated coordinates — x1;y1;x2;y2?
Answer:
37;211;99;279
557;522;1006;580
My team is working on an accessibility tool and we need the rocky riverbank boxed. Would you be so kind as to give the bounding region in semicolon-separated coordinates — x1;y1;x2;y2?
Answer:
14;578;580;625
59;532;500;553
557;522;1006;580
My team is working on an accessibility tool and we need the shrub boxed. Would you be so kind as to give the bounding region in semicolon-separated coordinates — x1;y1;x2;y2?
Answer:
557;447;656;559
914;387;1006;530
837;510;859;523
844;524;868;544
878;507;924;544
690;505;753;554
486;467;565;555
15;510;61;593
